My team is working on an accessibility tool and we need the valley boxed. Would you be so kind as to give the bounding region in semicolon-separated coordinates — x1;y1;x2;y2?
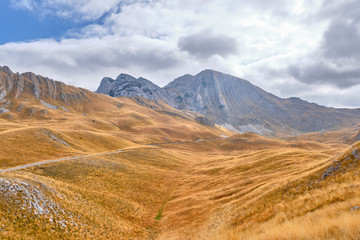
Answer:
1;66;360;239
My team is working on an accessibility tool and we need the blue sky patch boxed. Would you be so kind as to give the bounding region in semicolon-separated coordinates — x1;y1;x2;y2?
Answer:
0;1;89;44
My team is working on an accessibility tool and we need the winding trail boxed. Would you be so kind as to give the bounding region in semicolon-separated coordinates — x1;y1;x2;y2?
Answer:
0;149;125;174
147;137;225;146
0;136;228;174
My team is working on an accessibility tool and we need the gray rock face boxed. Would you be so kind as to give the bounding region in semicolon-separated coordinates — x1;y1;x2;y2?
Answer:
95;69;360;134
0;66;90;108
162;70;278;132
195;116;214;126
15;75;25;98
0;67;16;101
162;70;360;134
0;66;14;77
95;77;115;94
25;72;41;98
96;74;164;100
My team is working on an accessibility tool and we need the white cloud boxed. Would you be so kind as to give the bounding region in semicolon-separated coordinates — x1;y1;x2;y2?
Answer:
11;0;130;20
11;0;35;10
1;0;360;108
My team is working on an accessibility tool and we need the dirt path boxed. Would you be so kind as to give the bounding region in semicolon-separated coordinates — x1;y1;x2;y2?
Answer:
0;149;125;174
147;137;225;146
0;136;228;174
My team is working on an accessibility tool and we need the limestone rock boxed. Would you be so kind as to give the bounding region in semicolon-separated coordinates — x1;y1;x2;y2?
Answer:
96;69;360;135
0;66;91;110
195;116;214;126
96;74;164;100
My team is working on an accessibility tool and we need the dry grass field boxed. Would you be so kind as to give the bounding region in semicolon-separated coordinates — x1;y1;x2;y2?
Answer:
0;147;183;239
1;79;360;239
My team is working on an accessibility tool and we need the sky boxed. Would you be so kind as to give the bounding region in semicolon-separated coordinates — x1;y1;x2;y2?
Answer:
0;0;360;108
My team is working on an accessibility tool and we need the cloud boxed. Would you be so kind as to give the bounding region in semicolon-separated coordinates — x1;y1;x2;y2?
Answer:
10;0;132;21
288;14;360;89
10;0;34;10
299;84;360;108
288;60;360;89
2;0;360;108
322;19;360;59
0;36;183;89
177;31;239;59
317;0;360;20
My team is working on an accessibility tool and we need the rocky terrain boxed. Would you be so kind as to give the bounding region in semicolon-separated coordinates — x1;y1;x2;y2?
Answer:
0;66;89;104
96;73;165;100
96;69;360;135
0;66;94;119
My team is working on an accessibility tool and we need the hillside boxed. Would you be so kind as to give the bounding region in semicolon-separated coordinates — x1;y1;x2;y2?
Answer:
97;69;360;135
1;66;360;239
0;66;230;169
2;125;359;239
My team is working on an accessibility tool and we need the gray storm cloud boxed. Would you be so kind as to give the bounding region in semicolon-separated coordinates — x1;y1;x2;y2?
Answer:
178;31;239;59
288;16;360;89
322;20;360;59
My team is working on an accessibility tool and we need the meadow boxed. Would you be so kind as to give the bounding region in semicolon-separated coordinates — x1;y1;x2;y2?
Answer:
1;94;360;239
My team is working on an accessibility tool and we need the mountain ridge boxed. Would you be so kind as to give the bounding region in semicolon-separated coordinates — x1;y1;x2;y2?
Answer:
0;65;90;103
96;69;360;135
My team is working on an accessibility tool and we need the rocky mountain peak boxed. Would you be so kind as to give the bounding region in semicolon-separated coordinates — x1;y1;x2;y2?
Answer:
96;73;162;99
116;73;136;80
96;69;360;135
96;77;116;95
164;70;221;89
0;66;14;77
197;69;219;77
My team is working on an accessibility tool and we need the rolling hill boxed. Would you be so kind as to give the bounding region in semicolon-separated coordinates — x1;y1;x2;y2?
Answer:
0;66;229;168
1;65;360;239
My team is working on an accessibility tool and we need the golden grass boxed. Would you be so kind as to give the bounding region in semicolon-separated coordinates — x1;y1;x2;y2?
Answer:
204;142;360;240
0;148;183;239
1;86;360;239
2;123;359;239
157;147;335;239
0;95;227;169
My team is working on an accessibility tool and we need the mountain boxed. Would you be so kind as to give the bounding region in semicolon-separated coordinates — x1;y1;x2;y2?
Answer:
0;65;226;141
0;66;90;103
95;73;165;100
96;69;360;135
0;65;92;117
0;66;230;239
2;65;360;240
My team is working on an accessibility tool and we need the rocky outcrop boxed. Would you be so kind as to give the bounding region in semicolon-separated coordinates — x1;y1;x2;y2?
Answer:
321;144;360;180
96;77;115;94
0;66;91;113
96;69;360;134
96;74;165;100
15;75;25;98
0;66;14;77
195;116;214;126
0;178;76;229
25;72;41;98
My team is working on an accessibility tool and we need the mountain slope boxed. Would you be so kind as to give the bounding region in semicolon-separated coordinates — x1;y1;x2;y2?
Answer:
96;69;360;135
0;66;230;168
2;65;360;240
0;65;92;117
